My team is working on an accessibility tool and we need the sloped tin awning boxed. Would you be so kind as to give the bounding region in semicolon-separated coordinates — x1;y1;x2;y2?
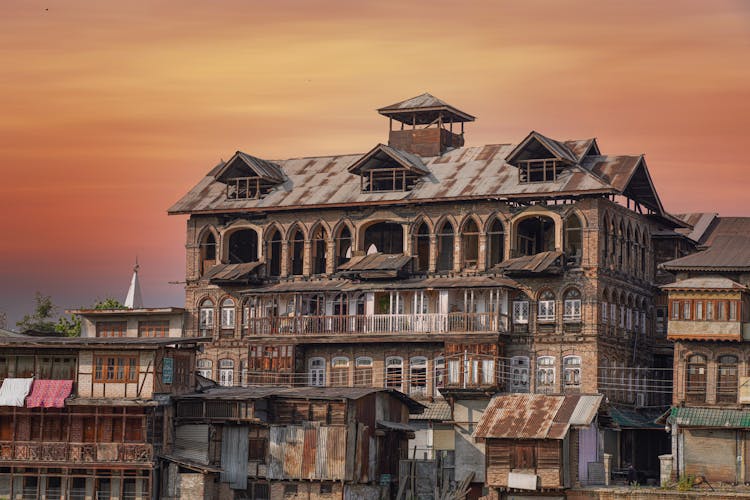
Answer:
337;253;412;278
203;262;264;283
26;379;74;408
666;406;750;429
492;251;564;275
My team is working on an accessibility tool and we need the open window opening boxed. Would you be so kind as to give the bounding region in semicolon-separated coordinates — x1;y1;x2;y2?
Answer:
461;219;479;269
266;229;282;277
516;216;555;257
363;222;404;254
311;226;328;275
436;221;455;272
227;229;259;264
336;226;353;267
290;227;305;276
487;218;505;267
564;214;582;266
414;222;431;272
199;231;217;275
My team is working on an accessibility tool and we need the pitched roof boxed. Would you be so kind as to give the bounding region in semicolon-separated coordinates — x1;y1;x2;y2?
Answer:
505;131;579;165
674;212;718;243
169;144;628;215
203;262;264;283
473;393;602;440
347;143;428;175
492;251;564;275
662;219;750;271
214;151;286;184
410;400;452;421
661;276;747;291
667;406;750;429
377;93;475;123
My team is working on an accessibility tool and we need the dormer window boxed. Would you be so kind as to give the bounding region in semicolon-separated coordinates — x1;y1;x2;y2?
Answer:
361;167;419;192
506;131;579;184
214;151;285;200
518;159;564;183
349;144;429;194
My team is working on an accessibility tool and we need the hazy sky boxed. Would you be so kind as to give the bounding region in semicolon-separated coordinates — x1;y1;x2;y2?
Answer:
1;0;749;326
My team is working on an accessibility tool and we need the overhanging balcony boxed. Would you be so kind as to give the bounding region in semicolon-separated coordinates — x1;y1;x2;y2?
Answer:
245;312;506;338
0;441;153;465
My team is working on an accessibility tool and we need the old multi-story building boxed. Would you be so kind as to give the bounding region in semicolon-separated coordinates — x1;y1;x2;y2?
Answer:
660;216;750;485
168;93;685;493
0;335;204;499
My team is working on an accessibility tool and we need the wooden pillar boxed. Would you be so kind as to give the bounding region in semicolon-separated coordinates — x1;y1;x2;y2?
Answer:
453;232;461;273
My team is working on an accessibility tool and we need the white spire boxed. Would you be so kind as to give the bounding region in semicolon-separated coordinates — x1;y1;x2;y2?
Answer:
124;258;143;309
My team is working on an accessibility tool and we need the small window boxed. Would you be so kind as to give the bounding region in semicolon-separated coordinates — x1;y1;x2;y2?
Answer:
563;356;582;387
138;320;169;338
513;300;529;324
563;289;582;322
538;291;555;323
706;301;714;320
96;321;127;338
536;356;555;392
93;355;138;383
354;357;373;387
199;299;215;333
385;356;403;390
219;359;234;387
686;354;707;403
730;301;738;321
695;301;703;320
671;300;679;320
361;168;418;192
434;356;445;395
601;302;608;324
309;357;326;387
196;358;213;379
331;357;350;387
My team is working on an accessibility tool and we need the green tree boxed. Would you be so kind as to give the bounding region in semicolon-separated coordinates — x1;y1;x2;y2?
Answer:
16;293;57;333
93;298;126;310
54;315;81;337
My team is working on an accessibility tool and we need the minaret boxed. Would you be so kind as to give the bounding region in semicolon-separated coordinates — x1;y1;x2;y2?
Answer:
124;259;144;309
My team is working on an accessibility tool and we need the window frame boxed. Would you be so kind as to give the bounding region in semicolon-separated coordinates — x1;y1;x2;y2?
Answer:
93;354;139;383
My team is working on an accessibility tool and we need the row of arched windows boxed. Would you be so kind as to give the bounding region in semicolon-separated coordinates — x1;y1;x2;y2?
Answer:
197;210;586;279
600;211;651;278
600;288;650;336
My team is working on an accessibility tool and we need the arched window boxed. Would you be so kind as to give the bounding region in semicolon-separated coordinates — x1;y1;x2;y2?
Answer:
617;220;625;269
331;357;350;387
537;290;556;323
434;356;445;396
717;355;738;403
563;288;582;322
686;354;707;403
336;226;353;268
290;227;305;276
196;359;212;379
414;222;431;272
487;218;505;268
409;357;428;395
512;294;530;326
563;356;582;389
564;214;583;266
517;215;555;256
199;231;217;275
461;219;479;269
219;359;234;387
266;229;282;277
510;356;530;393
309;357;325;387
536;356;556;393
626;224;633;273
364;222;404;254
436;221;455;272
354;357;373;387
311;226;328;275
227;229;259;264
199;299;214;335
385;356;403;390
220;298;236;330
601;215;609;265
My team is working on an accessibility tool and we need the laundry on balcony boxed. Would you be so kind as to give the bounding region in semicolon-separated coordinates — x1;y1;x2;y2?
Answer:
26;379;74;408
337;253;412;278
492;251;564;275
0;378;34;407
203;262;264;284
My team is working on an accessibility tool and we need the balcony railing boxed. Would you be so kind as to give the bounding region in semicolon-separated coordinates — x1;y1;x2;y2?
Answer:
0;441;153;464
245;312;506;336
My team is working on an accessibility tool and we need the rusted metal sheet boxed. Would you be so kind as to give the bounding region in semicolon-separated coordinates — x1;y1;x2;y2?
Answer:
168;133;637;215
302;424;317;479
338;253;412;272
663;229;750;270
326;425;347;479
268;426;284;479
283;426;304;478
377;92;475;124
268;424;348;481
214;151;286;183
493;251;563;274
203;262;263;282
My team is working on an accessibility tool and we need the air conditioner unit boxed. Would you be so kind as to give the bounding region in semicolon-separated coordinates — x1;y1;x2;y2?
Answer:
636;392;647;408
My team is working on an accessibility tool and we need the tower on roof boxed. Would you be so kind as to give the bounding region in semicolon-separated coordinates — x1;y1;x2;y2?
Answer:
377;93;475;157
124;259;143;309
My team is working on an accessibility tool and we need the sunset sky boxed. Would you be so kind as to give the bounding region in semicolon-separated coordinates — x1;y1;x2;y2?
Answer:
1;0;749;326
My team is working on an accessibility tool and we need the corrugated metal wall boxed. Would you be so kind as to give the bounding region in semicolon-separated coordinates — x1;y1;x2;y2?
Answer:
268;423;348;481
221;425;249;490
174;424;209;464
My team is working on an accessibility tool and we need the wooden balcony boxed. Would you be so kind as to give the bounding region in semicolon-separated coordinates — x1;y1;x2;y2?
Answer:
245;312;506;338
0;441;153;465
667;320;744;342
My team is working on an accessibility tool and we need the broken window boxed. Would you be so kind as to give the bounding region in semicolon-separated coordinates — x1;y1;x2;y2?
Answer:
516;216;555;257
536;356;555;393
717;355;738;404
518;159;564;183
361;168;418;192
311;226;328;275
335;226;353;267
265;229;282;277
487;218;505;268
512;300;529;324
461;219;479;269
363;221;404;254
331;357;350;387
564;214;582;265
414;222;431;272
409;356;427;395
686;354;706;403
227;229;259;264
436;221;455;272
290;228;305;276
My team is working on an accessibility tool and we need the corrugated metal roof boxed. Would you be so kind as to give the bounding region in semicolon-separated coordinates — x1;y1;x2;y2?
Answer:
662;234;750;271
337;253;412;272
203;262;263;282
347;144;428;175
410;400;452;421
215;151;286;184
674;212;717;243
168;142;634;215
377;420;416;432
377;93;475;123
661;276;747;291
493;251;563;274
668;406;750;428
474;393;602;440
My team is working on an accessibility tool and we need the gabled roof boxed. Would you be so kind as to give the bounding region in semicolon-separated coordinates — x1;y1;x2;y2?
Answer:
473;393;602;440
505;131;579;165
214;151;285;184
377;93;475;124
563;138;600;161
347;144;428;175
661;276;747;291
674;212;718;243
662;219;750;271
580;155;665;214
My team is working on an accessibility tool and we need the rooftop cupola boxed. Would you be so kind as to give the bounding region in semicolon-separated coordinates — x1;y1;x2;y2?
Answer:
377;93;475;156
